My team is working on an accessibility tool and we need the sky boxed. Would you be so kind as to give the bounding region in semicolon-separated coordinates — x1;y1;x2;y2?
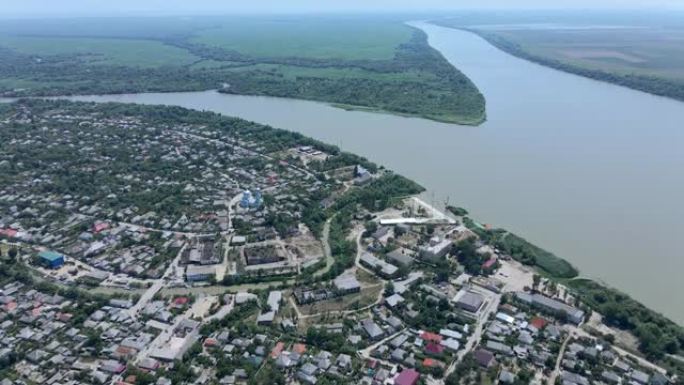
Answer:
3;0;684;18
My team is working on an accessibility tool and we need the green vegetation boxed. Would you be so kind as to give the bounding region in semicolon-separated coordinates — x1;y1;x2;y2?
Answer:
568;279;684;359
190;18;413;60
0;36;199;67
463;217;578;279
0;16;485;124
434;16;684;102
446;205;469;216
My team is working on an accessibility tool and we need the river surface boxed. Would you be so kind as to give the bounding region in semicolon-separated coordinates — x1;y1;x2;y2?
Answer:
51;23;684;324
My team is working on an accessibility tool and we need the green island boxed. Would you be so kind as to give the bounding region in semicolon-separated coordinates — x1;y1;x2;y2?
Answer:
433;15;684;102
0;99;682;385
0;16;486;124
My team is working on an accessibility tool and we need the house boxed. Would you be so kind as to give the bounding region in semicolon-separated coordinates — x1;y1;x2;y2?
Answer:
336;354;352;371
257;291;282;325
425;342;445;355
420;331;442;344
473;349;496;368
334;274;361;294
359;253;398;278
185;265;215;282
602;370;622;384
419;237;452;261
632;370;650;385
440;338;460;352
386;248;414;267
385;293;405;308
361;319;384;340
499;370;515;384
454;291;485;313
486;341;513;356
394;368;420;385
100;359;126;374
38;250;65;269
231;235;247;246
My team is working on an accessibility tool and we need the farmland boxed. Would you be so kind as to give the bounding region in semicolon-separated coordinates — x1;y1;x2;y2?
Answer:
0;35;200;67
474;27;684;81
0;16;485;124
190;17;414;60
434;12;684;101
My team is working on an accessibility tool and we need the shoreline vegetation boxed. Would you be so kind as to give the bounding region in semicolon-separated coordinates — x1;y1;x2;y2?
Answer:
460;213;684;368
431;21;684;103
0;16;486;125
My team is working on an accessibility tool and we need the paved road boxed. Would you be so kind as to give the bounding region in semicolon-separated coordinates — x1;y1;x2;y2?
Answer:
444;293;501;378
127;243;188;318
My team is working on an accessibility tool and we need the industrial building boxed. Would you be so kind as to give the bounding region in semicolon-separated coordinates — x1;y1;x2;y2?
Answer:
515;292;585;325
37;250;65;269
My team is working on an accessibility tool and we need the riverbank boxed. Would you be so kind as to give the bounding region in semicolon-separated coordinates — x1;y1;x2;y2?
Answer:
34;21;684;325
434;24;684;104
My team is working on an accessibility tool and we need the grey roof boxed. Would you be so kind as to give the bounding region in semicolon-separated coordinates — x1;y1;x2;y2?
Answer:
333;274;361;292
561;371;590;385
386;248;414;266
456;291;485;311
361;318;384;339
515;292;585;323
485;340;513;355
632;370;650;384
499;370;515;383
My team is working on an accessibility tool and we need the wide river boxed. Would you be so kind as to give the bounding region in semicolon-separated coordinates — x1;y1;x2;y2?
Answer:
55;23;684;324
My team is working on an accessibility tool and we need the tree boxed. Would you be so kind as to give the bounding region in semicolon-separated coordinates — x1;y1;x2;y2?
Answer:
384;281;395;296
532;274;541;292
8;247;18;262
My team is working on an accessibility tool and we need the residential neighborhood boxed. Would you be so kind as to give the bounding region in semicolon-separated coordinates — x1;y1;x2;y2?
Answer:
0;101;680;385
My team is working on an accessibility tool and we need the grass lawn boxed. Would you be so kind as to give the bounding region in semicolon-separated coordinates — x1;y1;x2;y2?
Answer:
190;17;414;60
0;35;200;68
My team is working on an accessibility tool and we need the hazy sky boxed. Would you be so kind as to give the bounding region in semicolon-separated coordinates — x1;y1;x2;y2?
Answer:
3;0;684;18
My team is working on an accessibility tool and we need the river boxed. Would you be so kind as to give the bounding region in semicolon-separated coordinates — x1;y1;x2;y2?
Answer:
46;23;684;324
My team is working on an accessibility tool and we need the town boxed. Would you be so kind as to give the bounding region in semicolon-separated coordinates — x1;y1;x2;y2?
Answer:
0;100;680;385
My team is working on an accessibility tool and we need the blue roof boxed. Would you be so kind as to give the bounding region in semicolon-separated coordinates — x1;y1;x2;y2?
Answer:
38;251;64;261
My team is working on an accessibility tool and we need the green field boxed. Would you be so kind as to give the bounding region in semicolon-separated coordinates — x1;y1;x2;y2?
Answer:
478;27;684;81
0;16;485;124
434;12;684;102
190;18;414;60
0;36;200;67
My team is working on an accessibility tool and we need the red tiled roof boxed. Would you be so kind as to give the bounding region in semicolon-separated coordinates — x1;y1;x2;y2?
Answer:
0;228;18;238
93;223;109;233
394;368;420;385
270;342;285;358
292;343;307;354
420;331;442;343
482;257;497;269
530;317;547;329
425;342;445;355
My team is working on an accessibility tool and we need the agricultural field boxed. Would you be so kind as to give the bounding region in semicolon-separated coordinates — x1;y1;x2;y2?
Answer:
434;11;684;102
476;27;684;81
0;15;485;124
190;17;414;60
0;35;200;67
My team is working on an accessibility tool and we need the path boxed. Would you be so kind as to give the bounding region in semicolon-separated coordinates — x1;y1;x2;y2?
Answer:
550;334;572;384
